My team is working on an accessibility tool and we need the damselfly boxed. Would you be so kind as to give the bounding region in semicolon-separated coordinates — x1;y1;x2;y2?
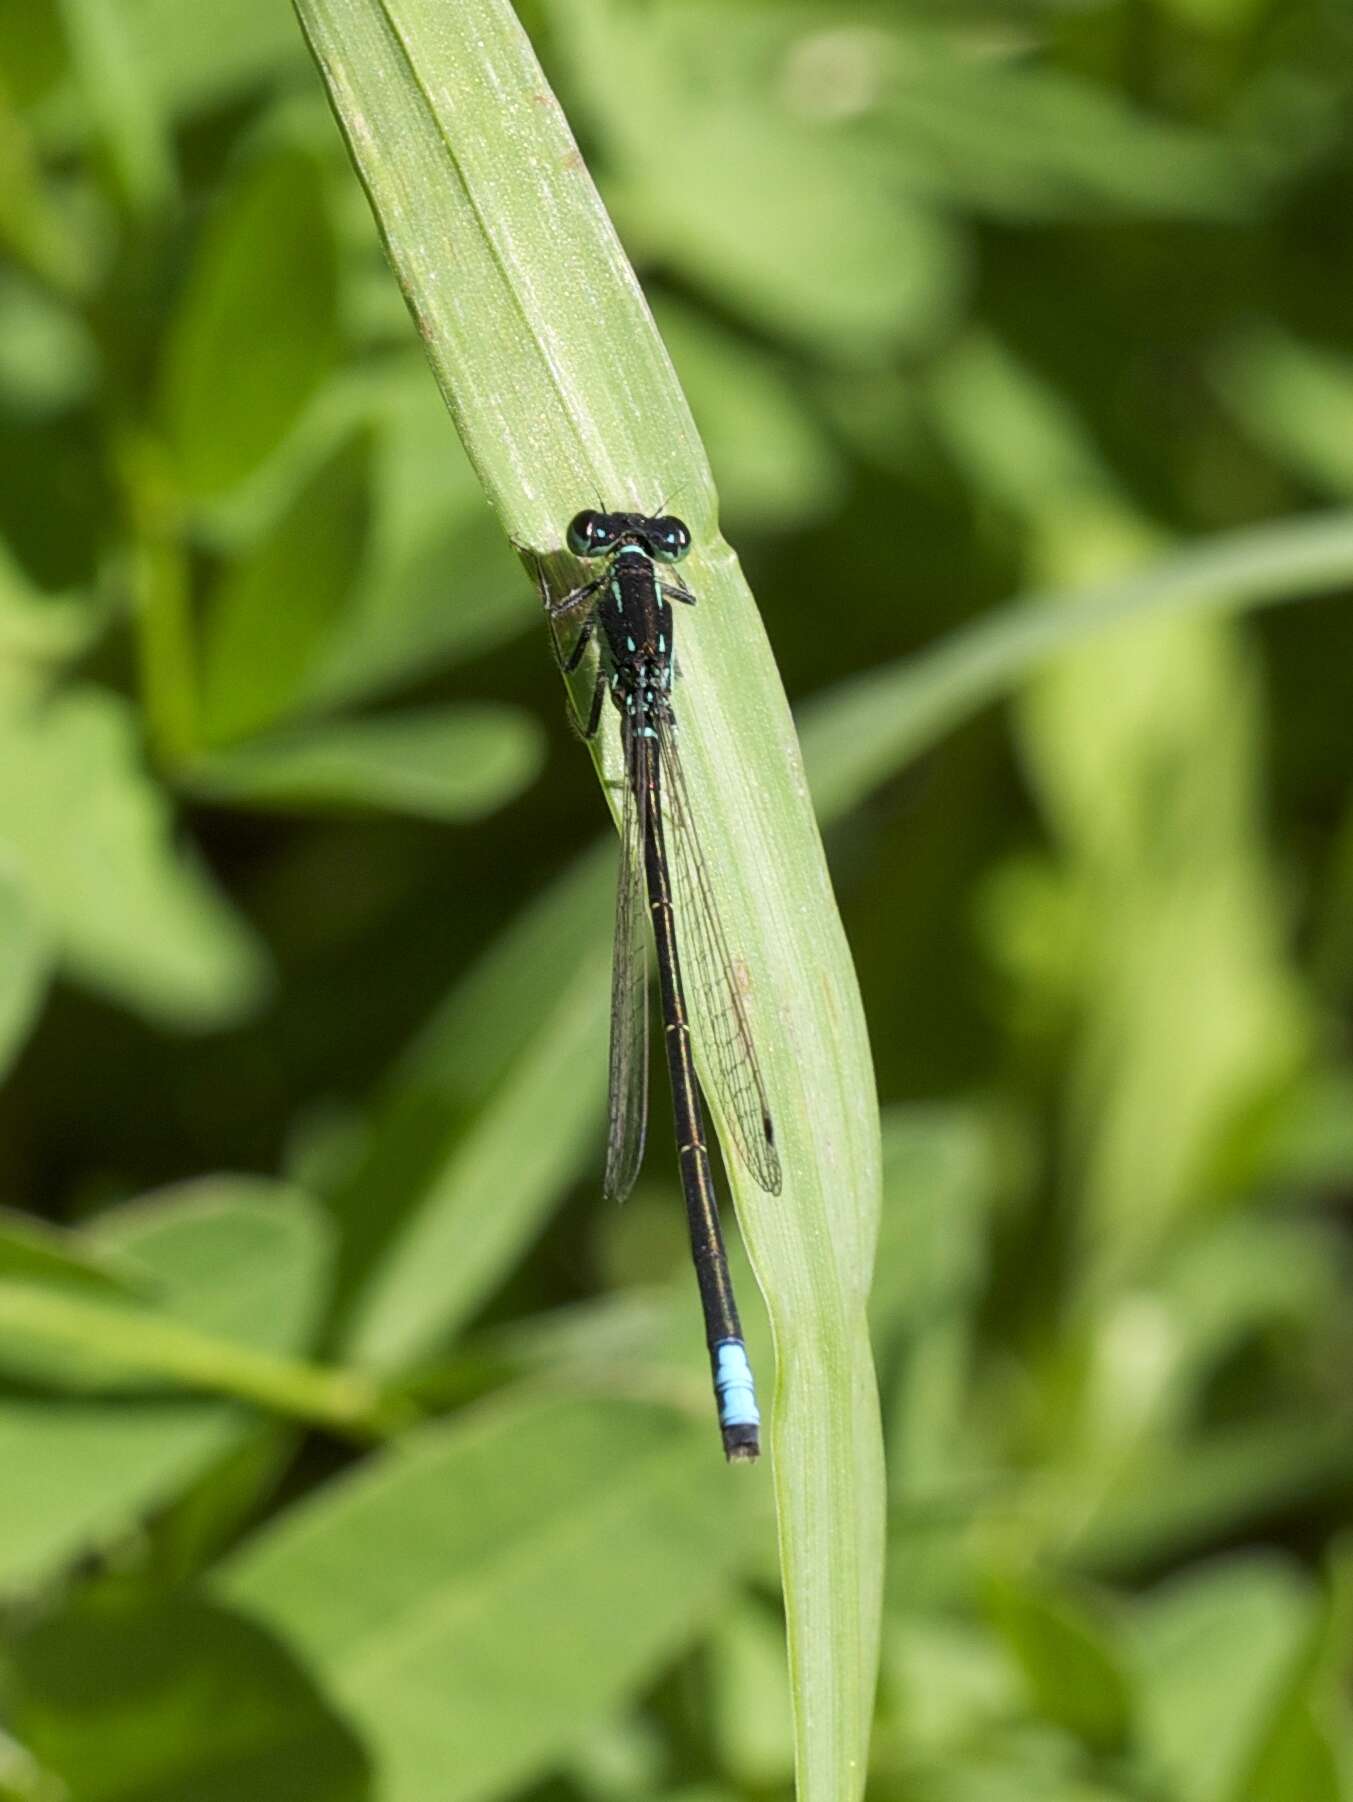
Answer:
541;509;781;1461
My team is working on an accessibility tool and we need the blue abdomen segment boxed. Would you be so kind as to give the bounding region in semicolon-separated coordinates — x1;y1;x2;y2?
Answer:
713;1338;760;1430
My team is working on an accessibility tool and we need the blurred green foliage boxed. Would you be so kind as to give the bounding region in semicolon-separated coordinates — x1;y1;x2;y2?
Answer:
1;0;1352;1798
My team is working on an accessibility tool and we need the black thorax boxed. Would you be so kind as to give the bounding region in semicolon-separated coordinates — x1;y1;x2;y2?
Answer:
598;544;674;721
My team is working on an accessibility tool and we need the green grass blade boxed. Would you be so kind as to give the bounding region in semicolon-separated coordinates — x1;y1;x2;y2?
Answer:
0;1207;146;1298
291;0;706;534
0;1182;333;1594
293;1;883;1795
0;1279;396;1438
801;507;1353;820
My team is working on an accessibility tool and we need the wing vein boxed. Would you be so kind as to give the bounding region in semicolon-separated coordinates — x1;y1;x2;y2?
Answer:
603;719;649;1202
655;707;782;1195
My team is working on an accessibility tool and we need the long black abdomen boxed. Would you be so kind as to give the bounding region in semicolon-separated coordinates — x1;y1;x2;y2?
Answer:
635;723;760;1461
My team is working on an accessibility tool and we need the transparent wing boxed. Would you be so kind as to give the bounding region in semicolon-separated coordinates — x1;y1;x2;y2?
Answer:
654;707;782;1195
603;720;649;1202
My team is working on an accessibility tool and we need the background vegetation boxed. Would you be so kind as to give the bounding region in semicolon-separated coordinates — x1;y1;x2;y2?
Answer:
1;0;1352;1798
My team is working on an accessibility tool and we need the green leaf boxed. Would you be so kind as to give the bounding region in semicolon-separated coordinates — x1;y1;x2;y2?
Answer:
708;1599;796;1790
630;121;957;362
1229;1542;1353;1802
0;683;268;1026
1159;1214;1349;1399
1131;1556;1316;1802
1261;1068;1353;1188
0;0;66;107
883;33;1254;221
873;1105;993;1338
186;703;542;822
0;405;110;592
315;508;535;711
221;1396;757;1802
0;1208;144;1297
0;267;97;415
57;0;175;215
330;845;613;1364
0;860;48;1081
200;432;372;745
122;0;309;120
1215;326;1353;497
148;1428;300;1586
925;330;1115;519
308;392;535;710
898;1756;1134;1802
657;297;845;530
1241;1702;1342;1802
1075;1417;1353;1576
800;509;1353;822
159;143;338;499
0;536;106;669
6;1591;368;1802
882;1614;1021;1760
559;2;961;360
655;1792;741;1802
0;1180;331;1594
1023;637;1303;1285
0;72;92;295
293;6;883;1799
986;1569;1133;1755
874;1107;994;1500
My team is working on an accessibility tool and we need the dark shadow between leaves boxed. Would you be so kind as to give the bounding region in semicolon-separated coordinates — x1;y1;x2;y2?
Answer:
8;1587;372;1802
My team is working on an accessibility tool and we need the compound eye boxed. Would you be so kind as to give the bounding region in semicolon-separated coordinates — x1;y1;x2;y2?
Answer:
566;510;615;557
650;515;691;563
